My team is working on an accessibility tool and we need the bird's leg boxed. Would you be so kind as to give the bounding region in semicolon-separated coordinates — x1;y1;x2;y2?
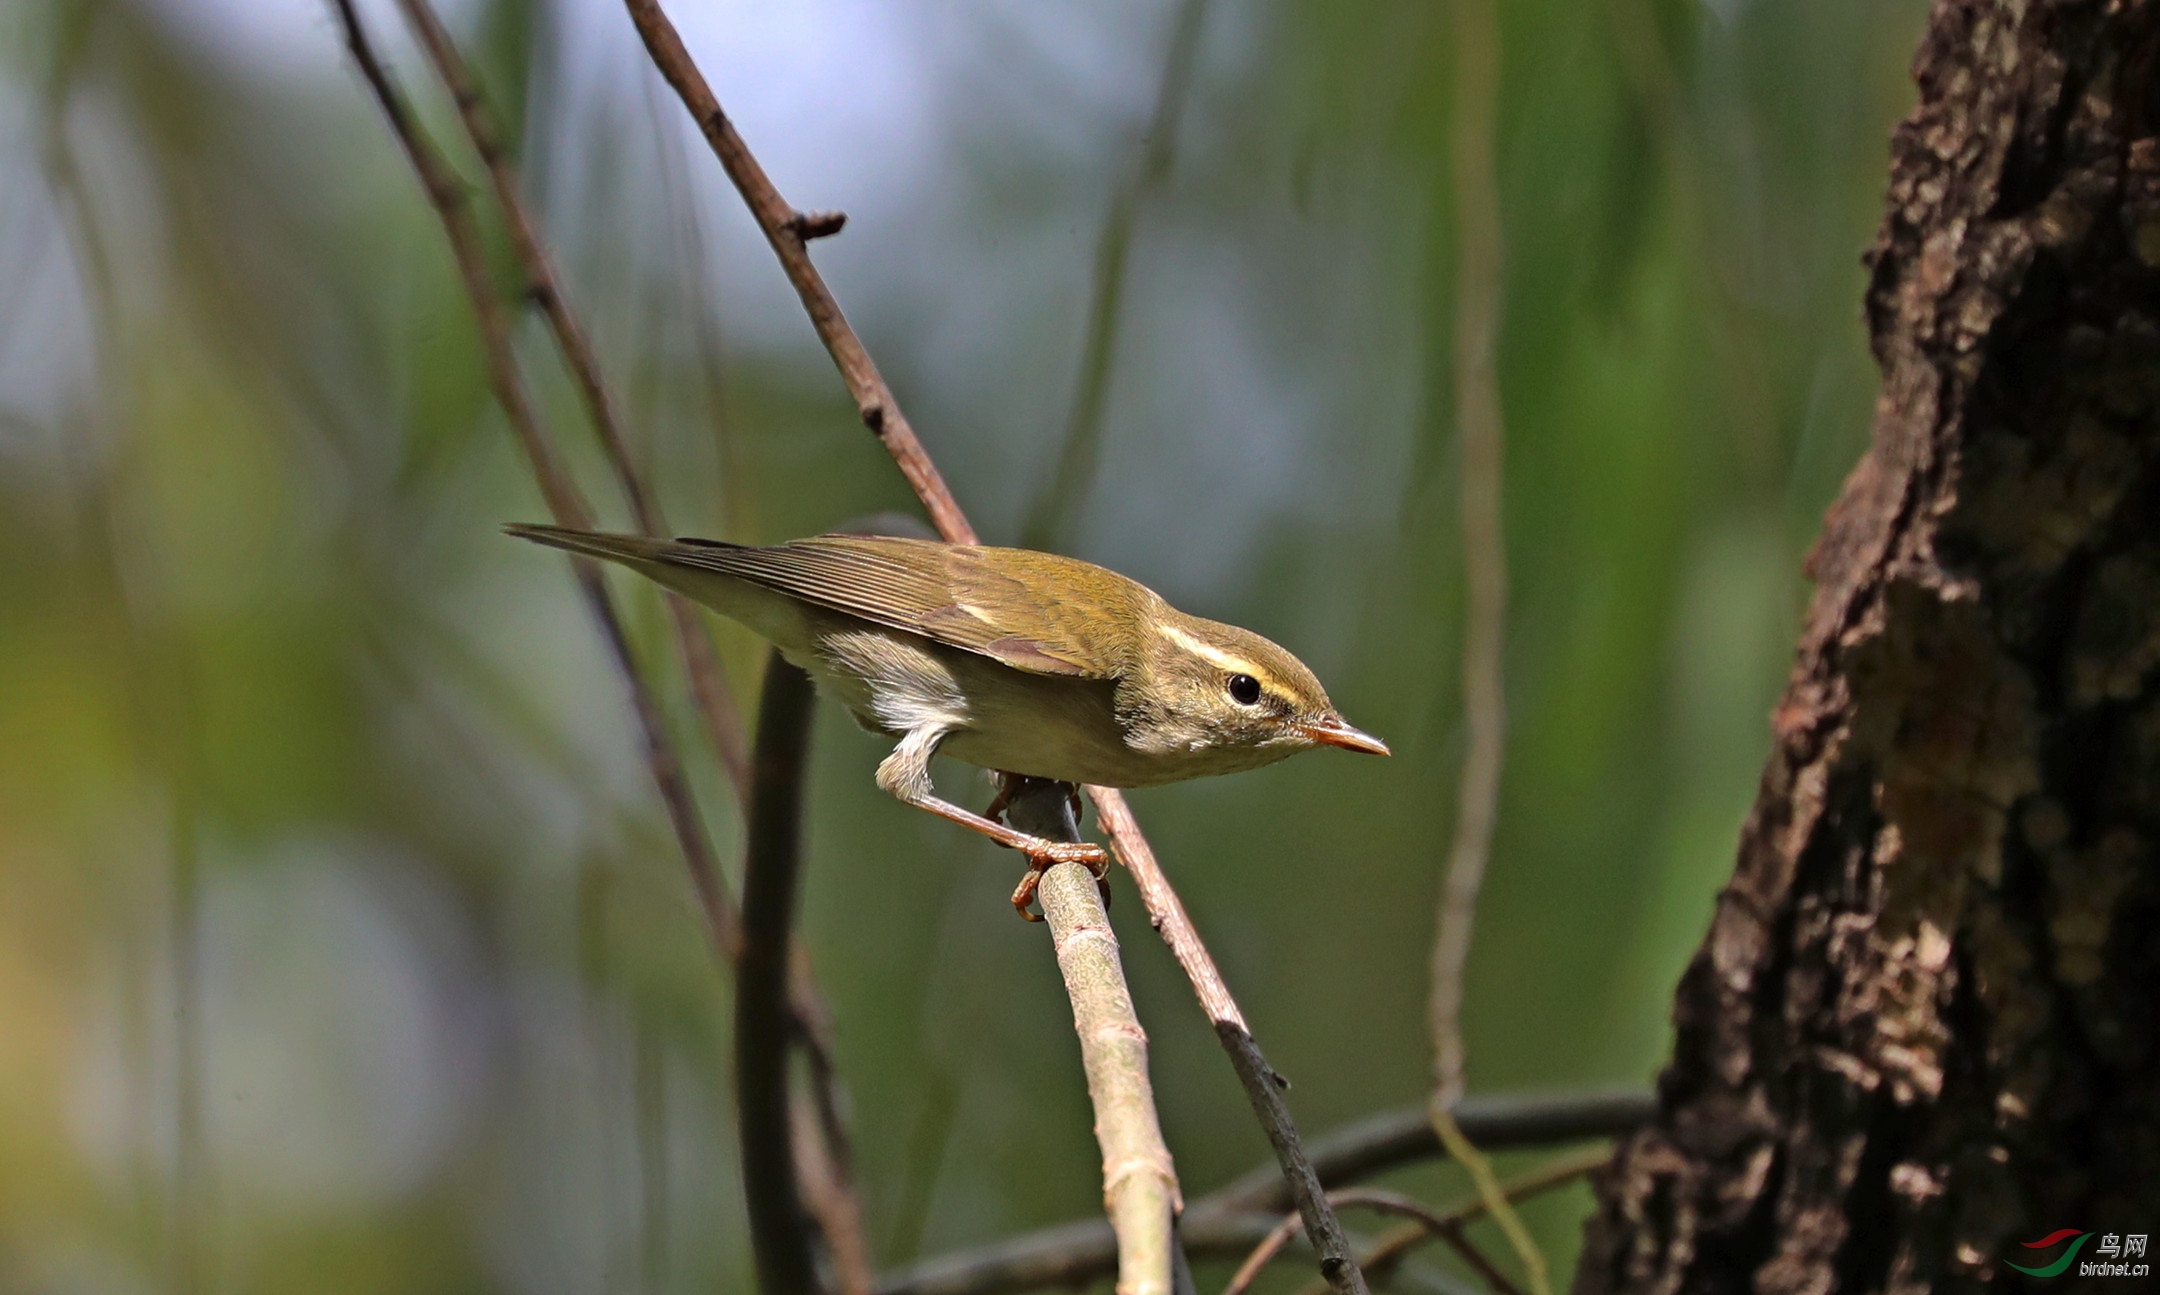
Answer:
992;772;1111;921
877;735;1107;921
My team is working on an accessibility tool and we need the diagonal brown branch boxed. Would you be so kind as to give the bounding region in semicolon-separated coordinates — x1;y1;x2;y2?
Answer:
620;0;975;546
618;4;1367;1292
1202;1089;1649;1217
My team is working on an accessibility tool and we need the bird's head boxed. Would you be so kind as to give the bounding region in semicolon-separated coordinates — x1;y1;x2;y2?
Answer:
1117;610;1389;772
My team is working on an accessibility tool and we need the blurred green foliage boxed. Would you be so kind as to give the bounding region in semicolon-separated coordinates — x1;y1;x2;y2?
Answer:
0;0;1925;1290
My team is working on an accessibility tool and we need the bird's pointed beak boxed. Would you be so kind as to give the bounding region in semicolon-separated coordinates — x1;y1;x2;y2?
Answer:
1301;715;1391;756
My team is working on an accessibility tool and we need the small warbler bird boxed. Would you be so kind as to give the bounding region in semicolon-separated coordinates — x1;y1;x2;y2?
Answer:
507;524;1388;915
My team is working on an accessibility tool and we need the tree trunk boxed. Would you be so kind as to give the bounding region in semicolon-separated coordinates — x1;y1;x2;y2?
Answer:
1575;2;2160;1292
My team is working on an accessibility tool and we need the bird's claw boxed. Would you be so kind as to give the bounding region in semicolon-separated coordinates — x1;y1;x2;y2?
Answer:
1035;839;1109;869
1009;838;1113;921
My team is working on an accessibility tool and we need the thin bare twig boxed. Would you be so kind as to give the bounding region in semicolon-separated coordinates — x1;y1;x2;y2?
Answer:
1425;1113;1540;1295
876;1088;1650;1295
1008;778;1182;1295
1018;0;1209;551
1429;0;1509;1120
1286;1149;1610;1295
361;12;873;1283
640;71;759;541
791;1070;877;1295
619;5;1365;1290
325;89;776;1295
326;46;775;1286
1388;1201;1520;1295
330;0;743;979
391;0;751;799
1224;1189;1522;1295
1425;1;1544;1293
1203;1088;1651;1216
1083;790;1240;1027
335;1;579;521
621;0;975;545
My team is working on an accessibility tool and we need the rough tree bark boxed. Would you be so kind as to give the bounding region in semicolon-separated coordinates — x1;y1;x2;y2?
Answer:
1577;2;2160;1293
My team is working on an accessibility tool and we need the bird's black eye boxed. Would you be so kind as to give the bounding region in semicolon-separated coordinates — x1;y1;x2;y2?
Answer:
1227;673;1262;705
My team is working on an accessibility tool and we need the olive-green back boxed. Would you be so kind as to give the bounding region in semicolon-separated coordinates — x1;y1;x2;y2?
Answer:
664;534;1154;680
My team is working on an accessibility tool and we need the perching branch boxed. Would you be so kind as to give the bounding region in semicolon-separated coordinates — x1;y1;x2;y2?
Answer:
1018;0;1209;551
1006;777;1182;1295
1090;789;1366;1295
1426;0;1544;1291
876;1088;1651;1295
619;4;1365;1290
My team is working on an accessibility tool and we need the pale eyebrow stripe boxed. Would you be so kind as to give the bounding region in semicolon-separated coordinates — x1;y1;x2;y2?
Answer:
1158;621;1255;675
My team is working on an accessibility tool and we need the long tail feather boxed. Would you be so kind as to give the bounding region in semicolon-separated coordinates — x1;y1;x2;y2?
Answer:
503;523;727;566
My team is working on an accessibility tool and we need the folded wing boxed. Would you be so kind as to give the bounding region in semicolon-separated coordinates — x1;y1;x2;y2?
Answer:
662;534;1140;680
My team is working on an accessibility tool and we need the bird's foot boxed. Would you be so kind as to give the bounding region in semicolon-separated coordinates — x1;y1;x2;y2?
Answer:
977;773;1109;920
1009;836;1112;922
